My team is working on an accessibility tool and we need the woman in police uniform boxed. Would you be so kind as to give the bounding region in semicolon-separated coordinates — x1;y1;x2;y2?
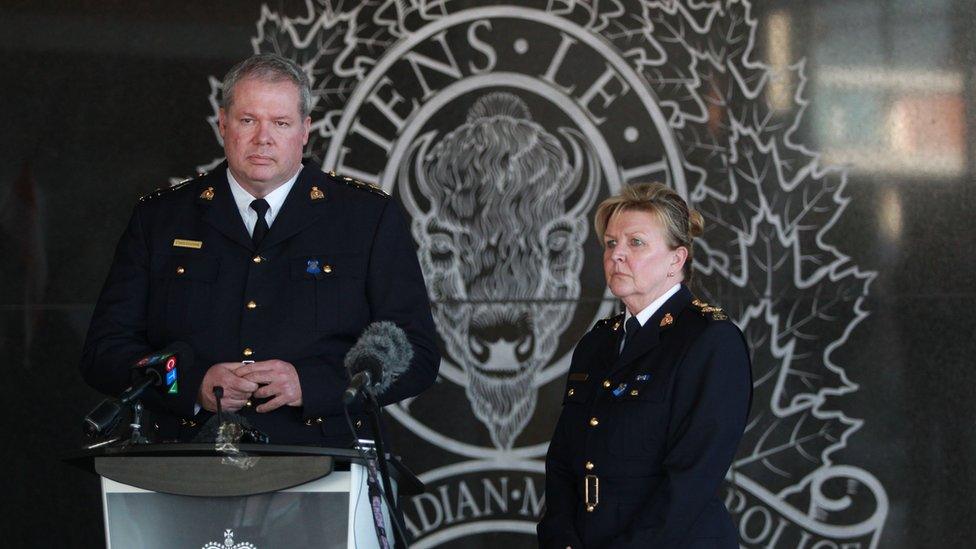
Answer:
538;183;752;548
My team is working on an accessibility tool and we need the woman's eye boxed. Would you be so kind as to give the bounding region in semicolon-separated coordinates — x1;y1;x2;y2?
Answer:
630;238;644;247
605;239;616;248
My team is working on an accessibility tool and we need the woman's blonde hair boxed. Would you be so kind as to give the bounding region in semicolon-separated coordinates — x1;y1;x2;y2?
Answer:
594;182;704;282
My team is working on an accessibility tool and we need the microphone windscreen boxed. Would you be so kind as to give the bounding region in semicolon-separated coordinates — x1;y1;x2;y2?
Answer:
191;412;250;443
132;341;194;370
343;321;414;393
131;342;194;388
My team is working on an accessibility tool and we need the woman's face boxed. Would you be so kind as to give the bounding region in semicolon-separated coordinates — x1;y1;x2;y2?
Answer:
602;209;686;313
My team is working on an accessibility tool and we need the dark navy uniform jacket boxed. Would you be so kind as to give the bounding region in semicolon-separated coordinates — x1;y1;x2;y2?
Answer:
538;285;751;548
80;161;440;446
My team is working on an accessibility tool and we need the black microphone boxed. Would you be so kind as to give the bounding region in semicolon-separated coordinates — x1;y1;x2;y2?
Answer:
83;342;192;437
130;342;193;396
342;322;413;404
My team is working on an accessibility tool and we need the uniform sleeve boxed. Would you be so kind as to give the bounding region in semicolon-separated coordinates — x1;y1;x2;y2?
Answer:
603;321;752;548
295;198;440;418
79;205;205;418
538;404;584;548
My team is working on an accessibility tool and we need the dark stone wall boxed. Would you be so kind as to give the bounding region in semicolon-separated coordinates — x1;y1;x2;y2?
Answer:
1;1;973;547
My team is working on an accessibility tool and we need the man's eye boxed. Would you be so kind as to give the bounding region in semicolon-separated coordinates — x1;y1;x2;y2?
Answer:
276;121;290;127
240;118;253;124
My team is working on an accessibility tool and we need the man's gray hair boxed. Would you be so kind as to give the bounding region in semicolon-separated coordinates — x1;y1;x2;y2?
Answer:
221;53;312;118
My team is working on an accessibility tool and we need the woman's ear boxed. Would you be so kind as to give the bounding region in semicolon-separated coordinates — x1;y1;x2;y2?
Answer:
671;246;688;274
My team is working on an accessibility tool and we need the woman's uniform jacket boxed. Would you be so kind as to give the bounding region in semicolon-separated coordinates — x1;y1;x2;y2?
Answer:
538;285;752;548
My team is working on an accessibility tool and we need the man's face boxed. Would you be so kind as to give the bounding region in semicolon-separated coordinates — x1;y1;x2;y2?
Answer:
219;77;310;194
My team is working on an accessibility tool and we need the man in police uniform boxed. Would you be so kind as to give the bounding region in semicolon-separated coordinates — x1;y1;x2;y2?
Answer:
80;54;439;446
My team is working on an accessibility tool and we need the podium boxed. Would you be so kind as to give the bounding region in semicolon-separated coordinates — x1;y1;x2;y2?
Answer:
65;443;423;548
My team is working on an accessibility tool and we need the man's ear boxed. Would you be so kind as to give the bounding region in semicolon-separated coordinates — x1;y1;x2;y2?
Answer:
218;108;227;140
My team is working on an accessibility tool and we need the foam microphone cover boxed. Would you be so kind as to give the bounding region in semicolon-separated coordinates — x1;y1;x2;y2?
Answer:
342;321;414;394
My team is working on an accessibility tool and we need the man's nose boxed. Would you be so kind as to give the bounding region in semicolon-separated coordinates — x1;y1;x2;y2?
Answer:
254;121;273;144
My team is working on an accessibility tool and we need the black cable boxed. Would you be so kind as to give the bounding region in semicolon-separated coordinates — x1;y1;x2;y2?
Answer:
343;398;410;548
343;403;394;548
364;391;407;549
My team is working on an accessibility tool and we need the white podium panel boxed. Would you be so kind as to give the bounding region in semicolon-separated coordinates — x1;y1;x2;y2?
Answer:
101;464;394;548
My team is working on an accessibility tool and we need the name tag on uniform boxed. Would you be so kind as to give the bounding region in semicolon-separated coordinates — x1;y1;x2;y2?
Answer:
173;238;203;249
569;373;589;381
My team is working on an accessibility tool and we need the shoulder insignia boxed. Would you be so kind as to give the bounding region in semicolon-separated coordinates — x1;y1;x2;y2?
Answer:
139;177;197;203
330;172;389;198
596;312;625;331
691;297;728;321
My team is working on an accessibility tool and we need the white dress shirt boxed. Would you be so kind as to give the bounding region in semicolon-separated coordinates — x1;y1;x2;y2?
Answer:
227;168;301;235
625;282;682;328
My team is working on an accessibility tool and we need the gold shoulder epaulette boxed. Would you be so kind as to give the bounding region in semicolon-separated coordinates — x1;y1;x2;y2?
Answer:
328;170;389;198
597;312;625;331
139;176;197;203
691;297;728;321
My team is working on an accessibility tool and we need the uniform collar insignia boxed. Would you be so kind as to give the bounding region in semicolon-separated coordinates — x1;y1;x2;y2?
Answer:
659;312;674;328
199;186;215;201
607;312;625;331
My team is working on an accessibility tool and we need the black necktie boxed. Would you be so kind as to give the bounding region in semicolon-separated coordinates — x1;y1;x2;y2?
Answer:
250;198;270;248
621;316;641;354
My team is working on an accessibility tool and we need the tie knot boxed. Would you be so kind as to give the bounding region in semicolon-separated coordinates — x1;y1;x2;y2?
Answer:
625;316;641;338
249;198;270;217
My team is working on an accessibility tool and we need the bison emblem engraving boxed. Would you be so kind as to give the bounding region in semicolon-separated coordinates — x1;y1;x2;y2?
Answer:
398;92;599;449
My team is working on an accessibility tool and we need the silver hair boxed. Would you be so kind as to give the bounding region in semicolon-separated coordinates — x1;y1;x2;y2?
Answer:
221;53;311;118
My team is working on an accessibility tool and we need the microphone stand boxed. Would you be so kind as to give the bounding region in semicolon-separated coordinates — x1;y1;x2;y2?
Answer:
363;388;407;549
213;386;224;425
127;401;151;445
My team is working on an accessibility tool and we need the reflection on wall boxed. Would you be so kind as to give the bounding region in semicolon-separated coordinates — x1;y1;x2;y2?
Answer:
809;0;963;177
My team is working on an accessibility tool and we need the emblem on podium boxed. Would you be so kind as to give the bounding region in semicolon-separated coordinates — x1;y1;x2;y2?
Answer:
202;529;256;549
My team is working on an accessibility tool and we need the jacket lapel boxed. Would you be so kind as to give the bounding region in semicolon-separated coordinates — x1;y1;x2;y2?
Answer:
609;285;692;375
257;164;328;252
596;313;626;371
198;166;254;251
